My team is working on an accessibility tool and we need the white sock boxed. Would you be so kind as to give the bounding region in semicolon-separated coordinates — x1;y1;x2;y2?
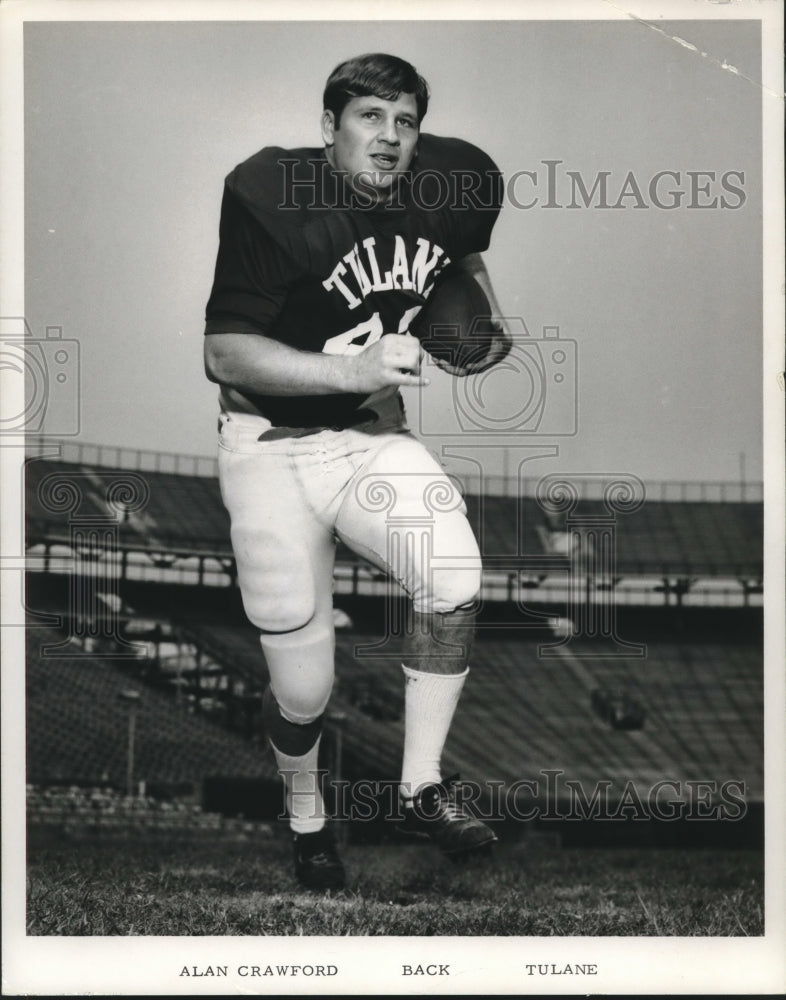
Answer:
399;664;469;802
270;739;325;834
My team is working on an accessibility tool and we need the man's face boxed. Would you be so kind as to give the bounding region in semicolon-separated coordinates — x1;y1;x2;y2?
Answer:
322;92;420;202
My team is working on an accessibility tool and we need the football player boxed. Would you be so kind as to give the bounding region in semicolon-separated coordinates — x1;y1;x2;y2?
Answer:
204;53;510;890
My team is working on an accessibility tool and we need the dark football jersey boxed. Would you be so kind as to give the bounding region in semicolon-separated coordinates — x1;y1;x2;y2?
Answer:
205;134;502;429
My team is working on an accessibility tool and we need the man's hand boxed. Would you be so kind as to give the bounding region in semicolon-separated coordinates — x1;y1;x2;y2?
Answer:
428;322;513;377
350;333;430;392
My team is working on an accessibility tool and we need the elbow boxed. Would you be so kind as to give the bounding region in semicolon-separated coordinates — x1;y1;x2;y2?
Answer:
491;323;514;365
498;322;514;353
203;337;225;384
468;322;512;374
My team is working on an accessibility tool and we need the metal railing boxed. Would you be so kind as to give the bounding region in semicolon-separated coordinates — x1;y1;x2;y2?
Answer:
28;439;219;478
29;438;763;501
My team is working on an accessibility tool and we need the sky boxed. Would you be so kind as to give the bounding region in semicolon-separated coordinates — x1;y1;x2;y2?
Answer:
22;15;766;487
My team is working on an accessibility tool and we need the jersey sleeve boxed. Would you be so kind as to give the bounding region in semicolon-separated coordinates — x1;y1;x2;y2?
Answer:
204;185;301;336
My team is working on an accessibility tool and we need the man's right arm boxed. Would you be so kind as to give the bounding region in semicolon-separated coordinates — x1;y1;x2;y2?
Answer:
204;331;429;396
205;182;428;398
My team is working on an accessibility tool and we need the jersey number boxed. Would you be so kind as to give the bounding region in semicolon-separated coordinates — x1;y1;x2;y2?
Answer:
322;306;422;357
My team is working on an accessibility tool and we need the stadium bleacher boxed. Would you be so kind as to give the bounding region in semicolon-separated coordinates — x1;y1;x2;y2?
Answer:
22;446;764;832
25;459;113;541
331;628;763;803
25;624;276;787
26;784;276;840
464;494;547;558
26;458;231;554
25;454;763;585
79;605;758;808
543;499;762;577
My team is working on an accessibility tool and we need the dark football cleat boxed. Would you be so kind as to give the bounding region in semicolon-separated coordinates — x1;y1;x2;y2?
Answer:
397;775;498;860
292;826;346;891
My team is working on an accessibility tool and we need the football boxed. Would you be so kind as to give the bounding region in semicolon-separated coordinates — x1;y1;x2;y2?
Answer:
410;269;501;375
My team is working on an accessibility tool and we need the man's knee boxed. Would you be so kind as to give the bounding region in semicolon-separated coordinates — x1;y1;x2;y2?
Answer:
271;687;332;725
260;622;335;725
242;584;318;635
419;565;481;614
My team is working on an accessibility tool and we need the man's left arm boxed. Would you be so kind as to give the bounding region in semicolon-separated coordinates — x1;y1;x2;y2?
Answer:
436;253;512;376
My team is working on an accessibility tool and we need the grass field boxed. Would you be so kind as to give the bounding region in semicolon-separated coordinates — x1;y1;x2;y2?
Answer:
27;832;763;936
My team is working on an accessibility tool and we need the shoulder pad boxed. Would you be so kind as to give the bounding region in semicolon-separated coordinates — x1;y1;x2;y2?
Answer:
415;133;499;175
227;145;330;220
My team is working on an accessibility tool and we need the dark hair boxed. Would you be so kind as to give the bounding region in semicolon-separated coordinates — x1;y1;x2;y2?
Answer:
323;53;429;127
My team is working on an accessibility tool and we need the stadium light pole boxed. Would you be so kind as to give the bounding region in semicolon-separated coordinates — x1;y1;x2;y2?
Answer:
119;688;141;797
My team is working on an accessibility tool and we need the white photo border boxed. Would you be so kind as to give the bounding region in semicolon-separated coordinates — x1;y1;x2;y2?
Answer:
1;0;784;995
